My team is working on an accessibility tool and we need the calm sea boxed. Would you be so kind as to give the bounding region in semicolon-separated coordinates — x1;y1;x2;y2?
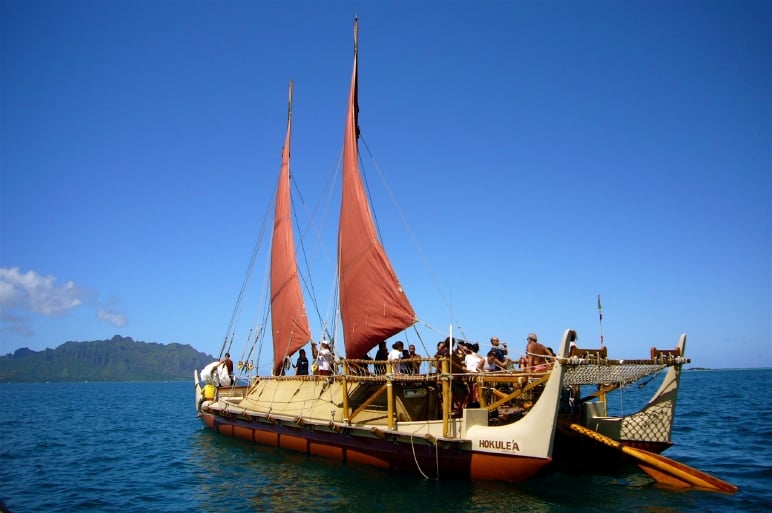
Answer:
1;369;770;512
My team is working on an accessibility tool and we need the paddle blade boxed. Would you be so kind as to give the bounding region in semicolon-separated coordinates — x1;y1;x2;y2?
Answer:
630;448;738;494
567;422;737;493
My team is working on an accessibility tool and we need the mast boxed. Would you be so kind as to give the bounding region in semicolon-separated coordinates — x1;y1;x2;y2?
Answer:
270;80;313;374
337;18;416;359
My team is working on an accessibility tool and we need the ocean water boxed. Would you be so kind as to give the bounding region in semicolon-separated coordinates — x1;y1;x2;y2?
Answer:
0;369;769;512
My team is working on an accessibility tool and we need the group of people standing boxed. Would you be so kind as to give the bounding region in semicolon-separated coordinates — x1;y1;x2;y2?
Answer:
284;331;559;378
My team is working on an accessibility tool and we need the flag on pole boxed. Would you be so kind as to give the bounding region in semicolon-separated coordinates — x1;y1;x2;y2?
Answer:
597;294;603;321
597;294;604;345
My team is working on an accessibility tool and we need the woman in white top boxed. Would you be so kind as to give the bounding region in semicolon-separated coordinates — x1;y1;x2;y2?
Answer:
312;340;334;375
388;341;405;374
463;343;484;373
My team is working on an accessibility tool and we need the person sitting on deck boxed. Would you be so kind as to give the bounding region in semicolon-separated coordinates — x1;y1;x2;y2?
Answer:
483;350;507;371
490;336;508;365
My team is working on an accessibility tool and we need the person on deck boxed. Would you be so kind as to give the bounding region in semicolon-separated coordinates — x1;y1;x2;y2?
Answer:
461;343;483;407
490;336;508;364
294;348;309;376
484;350;507;371
526;333;552;372
221;353;234;385
374;341;388;375
407;344;422;374
388;341;405;374
312;340;334;376
568;330;579;356
463;343;484;373
432;340;449;374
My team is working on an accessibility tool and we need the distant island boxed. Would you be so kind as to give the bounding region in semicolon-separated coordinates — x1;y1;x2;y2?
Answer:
0;335;215;383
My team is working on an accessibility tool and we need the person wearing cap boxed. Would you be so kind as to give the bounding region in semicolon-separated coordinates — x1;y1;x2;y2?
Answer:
312;340;334;376
525;333;552;372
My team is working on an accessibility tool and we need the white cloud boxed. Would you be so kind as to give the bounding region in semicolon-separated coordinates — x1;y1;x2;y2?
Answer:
97;309;127;327
0;267;129;336
0;267;113;337
0;267;83;316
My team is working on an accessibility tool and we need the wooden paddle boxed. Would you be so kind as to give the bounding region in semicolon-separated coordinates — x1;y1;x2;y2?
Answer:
567;422;737;493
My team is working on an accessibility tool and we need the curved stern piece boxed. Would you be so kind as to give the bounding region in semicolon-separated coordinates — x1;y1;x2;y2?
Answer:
465;329;571;480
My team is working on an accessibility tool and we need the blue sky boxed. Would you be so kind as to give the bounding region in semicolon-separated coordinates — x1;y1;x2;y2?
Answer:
1;0;769;370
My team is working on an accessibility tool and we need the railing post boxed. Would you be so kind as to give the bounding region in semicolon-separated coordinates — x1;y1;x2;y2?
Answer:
478;374;487;407
387;361;395;430
341;360;350;423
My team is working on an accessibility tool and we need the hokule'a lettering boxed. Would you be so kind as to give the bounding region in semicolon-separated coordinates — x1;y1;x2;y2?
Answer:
478;439;520;451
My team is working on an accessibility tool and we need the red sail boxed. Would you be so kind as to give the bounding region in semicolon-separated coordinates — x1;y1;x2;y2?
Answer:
337;28;416;359
270;81;312;374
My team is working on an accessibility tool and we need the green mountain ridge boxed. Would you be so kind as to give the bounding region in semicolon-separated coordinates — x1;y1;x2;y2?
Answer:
0;335;215;382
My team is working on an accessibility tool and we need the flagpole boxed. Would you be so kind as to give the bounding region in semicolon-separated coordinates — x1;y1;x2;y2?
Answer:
597;294;604;346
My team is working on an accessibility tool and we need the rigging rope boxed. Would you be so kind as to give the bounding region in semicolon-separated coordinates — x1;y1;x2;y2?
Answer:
359;133;465;338
408;424;440;480
221;196;274;357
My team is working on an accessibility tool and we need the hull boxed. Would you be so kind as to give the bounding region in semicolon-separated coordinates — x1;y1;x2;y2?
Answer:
550;334;687;474
196;330;574;483
198;409;549;481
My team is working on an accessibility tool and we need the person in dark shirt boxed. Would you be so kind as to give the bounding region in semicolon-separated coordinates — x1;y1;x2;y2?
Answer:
374;341;388;375
432;340;449;374
489;336;507;363
294;348;309;376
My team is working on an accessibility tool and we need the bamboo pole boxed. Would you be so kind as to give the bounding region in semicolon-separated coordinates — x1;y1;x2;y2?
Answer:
568;422;737;493
386;361;395;430
341;361;350;422
349;384;387;421
441;358;450;438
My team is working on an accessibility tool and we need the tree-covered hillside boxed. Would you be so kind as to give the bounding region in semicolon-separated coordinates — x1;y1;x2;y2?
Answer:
0;335;215;382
